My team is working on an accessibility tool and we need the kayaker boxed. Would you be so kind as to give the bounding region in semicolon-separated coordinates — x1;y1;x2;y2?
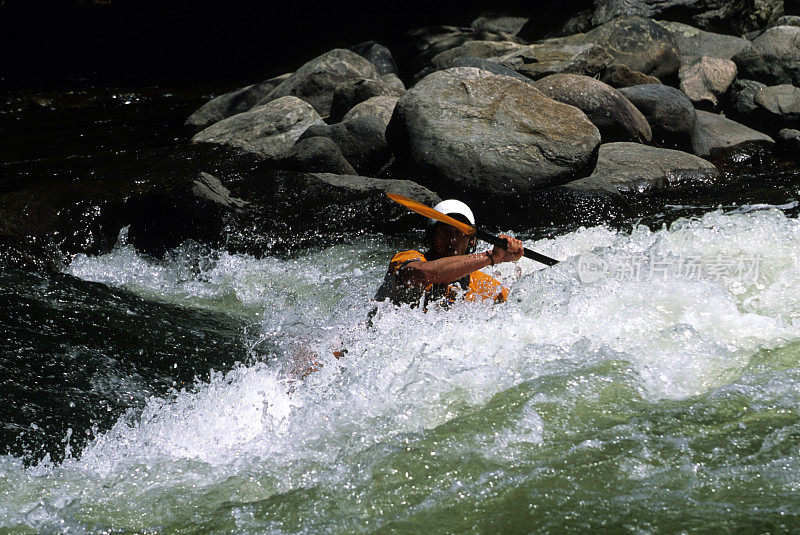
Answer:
373;199;524;309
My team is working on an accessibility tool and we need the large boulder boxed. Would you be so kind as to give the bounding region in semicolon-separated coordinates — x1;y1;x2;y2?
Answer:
185;73;291;131
655;21;749;62
329;78;404;123
526;175;633;227
679;57;738;108
349;41;399;76
387;68;601;207
274;137;357;175
733;26;800;86
412;56;536;87
398;25;525;76
299;116;391;176
600;64;661;88
494;42;613;80
342;95;400;127
730;79;768;119
533;74;652;142
550;16;680;80
192;96;324;158
753;84;800;129
693;109;775;157
592;0;783;35
587;142;718;192
470;11;529;35
428;40;525;69
256;49;380;118
618;84;699;150
777;128;800;154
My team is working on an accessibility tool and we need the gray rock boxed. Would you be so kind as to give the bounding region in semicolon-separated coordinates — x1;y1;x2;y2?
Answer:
349;41;399;76
428;40;526;69
192;172;250;210
592;0;782;35
528;175;632;227
275;137;357;175
399;25;525;75
329;78;404;123
693;110;775;156
387;67;601;197
730;79;767;118
192;96;324;158
470;11;529;35
257;49;380;118
777;128;800;153
381;73;406;91
184;73;291;130
733;26;800;86
588;142;718;192
550;16;680;80
342;96;399;126
771;16;800;28
310;173;440;207
495;42;613;80
600;64;662;88
679;57;738;108
533;73;652;142
411;54;537;86
655;20;749;62
299;116;391;176
754;84;800;128
618;84;699;150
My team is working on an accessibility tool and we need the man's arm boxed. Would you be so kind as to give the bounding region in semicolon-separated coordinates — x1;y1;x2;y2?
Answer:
400;234;524;286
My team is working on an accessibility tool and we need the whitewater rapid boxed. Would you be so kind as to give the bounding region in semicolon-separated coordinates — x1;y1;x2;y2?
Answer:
3;207;800;532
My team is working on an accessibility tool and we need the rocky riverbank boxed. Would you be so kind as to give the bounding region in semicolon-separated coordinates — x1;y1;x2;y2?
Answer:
2;1;799;264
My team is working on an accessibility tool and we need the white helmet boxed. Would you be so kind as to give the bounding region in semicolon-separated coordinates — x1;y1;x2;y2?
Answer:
429;199;475;226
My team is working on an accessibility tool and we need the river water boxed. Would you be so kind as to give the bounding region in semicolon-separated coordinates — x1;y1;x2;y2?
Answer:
2;88;800;532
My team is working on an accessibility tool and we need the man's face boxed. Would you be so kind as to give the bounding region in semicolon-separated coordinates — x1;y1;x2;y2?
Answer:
431;224;471;257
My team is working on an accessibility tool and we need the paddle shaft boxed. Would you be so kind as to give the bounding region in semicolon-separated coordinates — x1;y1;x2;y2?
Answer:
474;229;559;266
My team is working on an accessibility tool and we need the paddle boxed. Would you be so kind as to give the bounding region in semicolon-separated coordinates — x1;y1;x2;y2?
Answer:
386;193;559;266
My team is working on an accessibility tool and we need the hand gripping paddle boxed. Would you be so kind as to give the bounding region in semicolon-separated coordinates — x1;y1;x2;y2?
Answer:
386;193;559;266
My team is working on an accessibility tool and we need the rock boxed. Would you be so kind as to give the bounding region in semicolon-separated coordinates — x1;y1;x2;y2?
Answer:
275;137;357;175
184;73;291;131
349;41;399;76
192;172;249;210
428;40;526;69
600;64;662;88
495;42;613;80
0;145;441;260
381;73;406;91
618;84;699;150
730;79;767;118
256;49;380;118
528;175;632;227
387;67;601;205
299;116;391;176
770;15;800;28
777;128;800;153
192;96;324;158
587;142;718;192
329;78;404;123
550;16;680;80
533;74;652;142
470;11;529;35
411;54;537;86
655;21;749;62
342;96;399;127
693;110;775;157
398;26;524;75
678;57;737;108
753;84;800;128
592;0;783;35
733;26;800;86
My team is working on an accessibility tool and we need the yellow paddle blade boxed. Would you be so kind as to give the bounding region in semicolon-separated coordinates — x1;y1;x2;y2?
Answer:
387;193;476;236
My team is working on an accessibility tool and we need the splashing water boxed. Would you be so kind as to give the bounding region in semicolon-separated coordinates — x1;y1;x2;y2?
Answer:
3;207;800;532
